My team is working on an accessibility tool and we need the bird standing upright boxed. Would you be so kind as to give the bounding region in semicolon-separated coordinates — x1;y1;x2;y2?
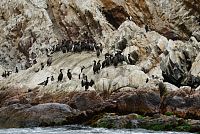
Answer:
58;69;63;82
38;77;50;86
67;69;72;80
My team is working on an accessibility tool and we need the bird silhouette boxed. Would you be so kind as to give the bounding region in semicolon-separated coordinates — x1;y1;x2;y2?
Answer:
67;69;72;80
38;77;50;86
58;69;63;82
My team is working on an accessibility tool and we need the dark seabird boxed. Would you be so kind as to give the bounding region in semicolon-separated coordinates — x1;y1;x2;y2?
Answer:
96;49;100;57
146;78;149;83
58;69;63;82
84;76;89;91
2;71;6;78
99;44;103;53
113;56;118;67
81;66;85;72
89;79;95;87
145;25;149;32
51;75;54;81
47;57;53;66
15;67;19;73
33;59;37;64
38;77;50;86
79;66;85;79
93;60;97;74
67;69;72;80
96;60;101;73
81;75;87;87
128;54;135;65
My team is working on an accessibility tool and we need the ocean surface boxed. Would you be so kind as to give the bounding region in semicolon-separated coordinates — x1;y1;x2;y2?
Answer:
0;125;194;134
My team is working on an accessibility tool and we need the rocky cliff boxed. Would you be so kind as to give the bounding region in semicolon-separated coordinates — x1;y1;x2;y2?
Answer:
0;0;200;131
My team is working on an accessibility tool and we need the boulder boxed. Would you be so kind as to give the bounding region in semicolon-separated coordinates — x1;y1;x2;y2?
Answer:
115;90;160;114
161;90;200;119
67;91;104;111
0;103;78;128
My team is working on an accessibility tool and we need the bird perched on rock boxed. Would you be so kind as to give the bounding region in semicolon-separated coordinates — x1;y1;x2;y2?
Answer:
96;60;101;73
67;69;72;80
81;76;95;91
89;79;95;87
38;77;50;86
2;71;6;78
96;49;100;58
15;67;19;73
146;78;149;83
51;75;54;81
113;56;118;67
47;57;53;66
93;60;97;74
145;25;149;32
58;69;63;82
128;54;136;65
79;66;85;79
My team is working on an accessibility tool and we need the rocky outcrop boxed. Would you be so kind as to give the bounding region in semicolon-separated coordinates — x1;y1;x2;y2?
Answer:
0;0;200;132
0;103;79;128
161;88;200;119
94;113;200;132
112;90;160;114
68;91;104;110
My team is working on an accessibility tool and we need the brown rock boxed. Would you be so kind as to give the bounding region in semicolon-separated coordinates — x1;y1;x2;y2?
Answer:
68;91;104;111
0;103;78;128
161;90;200;119
115;90;160;114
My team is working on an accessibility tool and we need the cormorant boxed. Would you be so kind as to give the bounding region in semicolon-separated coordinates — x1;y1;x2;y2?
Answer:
2;71;6;78
79;66;85;79
81;66;85;72
113;56;118;67
58;69;63;82
146;78;149;83
96;60;101;73
51;75;54;81
128;54;135;65
67;69;72;80
89;79;95;87
93;60;97;74
145;25;149;32
96;49;100;57
47;57;52;66
15;67;19;73
38;77;50;86
84;76;89;91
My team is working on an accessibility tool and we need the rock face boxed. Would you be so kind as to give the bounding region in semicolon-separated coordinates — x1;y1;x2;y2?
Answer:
94;113;200;132
113;90;160;114
161;89;200;119
0;103;78;128
0;0;200;131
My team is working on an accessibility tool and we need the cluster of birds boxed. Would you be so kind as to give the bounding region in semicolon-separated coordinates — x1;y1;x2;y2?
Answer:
1;66;19;78
52;39;103;56
38;67;95;91
92;50;137;74
1;70;13;78
1;35;140;92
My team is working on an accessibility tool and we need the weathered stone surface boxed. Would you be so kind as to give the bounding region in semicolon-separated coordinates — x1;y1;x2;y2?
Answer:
67;91;104;111
161;90;200;119
0;103;78;128
114;90;160;114
94;113;200;132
